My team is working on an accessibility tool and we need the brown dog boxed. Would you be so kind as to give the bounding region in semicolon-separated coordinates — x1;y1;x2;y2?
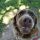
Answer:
1;9;38;40
13;9;38;39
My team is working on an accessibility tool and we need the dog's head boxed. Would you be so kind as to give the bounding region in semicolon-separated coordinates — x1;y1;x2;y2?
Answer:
13;9;37;37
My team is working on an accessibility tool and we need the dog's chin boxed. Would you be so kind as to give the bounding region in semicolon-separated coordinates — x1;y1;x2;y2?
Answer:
21;30;31;34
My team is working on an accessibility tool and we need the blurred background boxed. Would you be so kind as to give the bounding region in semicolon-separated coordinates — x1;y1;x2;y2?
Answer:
0;0;40;38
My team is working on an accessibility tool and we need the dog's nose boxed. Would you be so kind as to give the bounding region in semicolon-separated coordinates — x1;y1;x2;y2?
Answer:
24;18;31;23
23;18;32;27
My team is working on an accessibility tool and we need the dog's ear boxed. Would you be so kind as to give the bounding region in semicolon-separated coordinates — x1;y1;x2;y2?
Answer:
13;14;22;35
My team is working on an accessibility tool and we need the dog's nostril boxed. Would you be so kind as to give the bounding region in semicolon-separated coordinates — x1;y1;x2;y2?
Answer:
24;19;27;22
29;20;31;23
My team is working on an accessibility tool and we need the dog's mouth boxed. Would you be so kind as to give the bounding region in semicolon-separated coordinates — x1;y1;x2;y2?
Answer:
21;27;31;34
20;18;32;33
20;18;34;34
20;18;32;34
